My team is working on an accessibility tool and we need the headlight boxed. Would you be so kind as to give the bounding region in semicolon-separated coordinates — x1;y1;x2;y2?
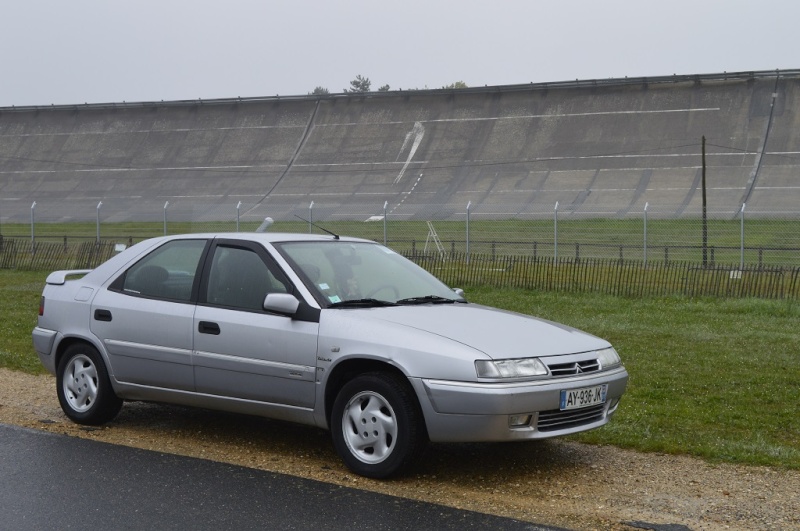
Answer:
597;347;621;369
475;358;548;378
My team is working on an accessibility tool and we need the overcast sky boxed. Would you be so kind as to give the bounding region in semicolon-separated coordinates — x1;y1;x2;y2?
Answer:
1;0;797;107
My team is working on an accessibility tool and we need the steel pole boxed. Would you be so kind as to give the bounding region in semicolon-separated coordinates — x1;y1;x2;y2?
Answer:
383;201;388;245
553;202;559;261
236;201;242;232
163;201;169;235
466;201;471;264
643;202;649;267
740;203;746;270
30;201;36;253
96;201;103;243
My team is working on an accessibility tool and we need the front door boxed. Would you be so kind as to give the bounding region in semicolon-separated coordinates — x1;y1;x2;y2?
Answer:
192;242;319;408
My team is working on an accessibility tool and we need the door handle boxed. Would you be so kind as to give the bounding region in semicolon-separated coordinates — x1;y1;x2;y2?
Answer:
198;321;221;335
94;309;112;322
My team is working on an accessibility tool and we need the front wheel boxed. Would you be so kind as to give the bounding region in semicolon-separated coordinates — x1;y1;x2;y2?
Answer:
331;372;427;479
56;343;122;425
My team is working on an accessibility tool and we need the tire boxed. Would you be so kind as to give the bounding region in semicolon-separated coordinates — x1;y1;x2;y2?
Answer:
331;372;427;479
56;343;123;425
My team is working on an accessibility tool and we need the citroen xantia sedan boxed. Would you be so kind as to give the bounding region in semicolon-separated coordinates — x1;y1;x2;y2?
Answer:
34;233;627;478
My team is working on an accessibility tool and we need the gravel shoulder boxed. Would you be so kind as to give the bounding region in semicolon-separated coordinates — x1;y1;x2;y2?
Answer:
1;368;797;530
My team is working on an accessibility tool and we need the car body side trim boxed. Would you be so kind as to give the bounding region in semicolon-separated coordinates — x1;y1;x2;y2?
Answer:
193;350;316;381
104;339;193;365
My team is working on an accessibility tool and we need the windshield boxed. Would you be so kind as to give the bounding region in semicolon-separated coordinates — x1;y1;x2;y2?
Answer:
274;240;465;308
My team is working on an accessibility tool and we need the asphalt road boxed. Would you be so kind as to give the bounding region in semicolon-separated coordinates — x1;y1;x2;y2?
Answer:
0;423;560;531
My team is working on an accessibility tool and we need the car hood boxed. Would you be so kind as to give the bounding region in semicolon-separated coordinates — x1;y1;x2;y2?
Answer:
366;303;608;359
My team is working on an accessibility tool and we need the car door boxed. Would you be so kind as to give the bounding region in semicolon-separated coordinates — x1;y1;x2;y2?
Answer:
192;240;319;409
90;238;209;391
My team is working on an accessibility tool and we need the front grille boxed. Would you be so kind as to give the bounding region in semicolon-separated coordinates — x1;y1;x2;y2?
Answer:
547;360;600;376
547;359;600;376
537;403;606;432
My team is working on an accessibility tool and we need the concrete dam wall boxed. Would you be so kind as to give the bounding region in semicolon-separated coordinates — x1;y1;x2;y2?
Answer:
1;70;799;225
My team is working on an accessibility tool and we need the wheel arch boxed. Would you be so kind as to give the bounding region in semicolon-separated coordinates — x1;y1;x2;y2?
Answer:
323;358;420;430
54;335;109;379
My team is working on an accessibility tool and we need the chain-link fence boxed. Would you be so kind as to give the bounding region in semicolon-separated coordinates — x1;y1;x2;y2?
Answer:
3;197;799;299
2;198;798;269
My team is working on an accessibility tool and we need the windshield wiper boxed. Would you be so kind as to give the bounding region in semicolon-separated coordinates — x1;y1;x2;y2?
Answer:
328;298;398;308
395;295;459;305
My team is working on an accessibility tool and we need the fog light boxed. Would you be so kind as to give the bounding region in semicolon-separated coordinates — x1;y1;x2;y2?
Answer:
509;414;532;427
607;398;621;415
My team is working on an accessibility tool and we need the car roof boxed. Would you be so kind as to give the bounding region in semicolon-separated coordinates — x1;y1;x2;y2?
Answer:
156;232;375;245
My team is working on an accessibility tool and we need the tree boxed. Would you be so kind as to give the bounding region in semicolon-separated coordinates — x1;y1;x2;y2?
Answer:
378;84;391;92
311;86;329;95
345;75;371;93
442;81;468;89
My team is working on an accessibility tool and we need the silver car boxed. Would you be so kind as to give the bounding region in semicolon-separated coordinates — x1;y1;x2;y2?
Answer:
33;233;628;478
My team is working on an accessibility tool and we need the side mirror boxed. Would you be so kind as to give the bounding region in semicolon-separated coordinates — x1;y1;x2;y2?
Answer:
263;293;300;315
452;288;465;298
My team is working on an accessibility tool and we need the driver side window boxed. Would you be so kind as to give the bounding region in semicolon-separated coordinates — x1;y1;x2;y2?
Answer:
206;246;288;311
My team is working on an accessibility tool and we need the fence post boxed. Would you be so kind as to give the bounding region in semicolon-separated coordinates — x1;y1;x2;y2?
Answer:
383;201;388;245
30;201;36;254
553;202;559;261
643;202;649;267
466;201;471;264
236;201;242;232
740;203;746;270
96;201;103;243
164;201;170;235
309;201;314;233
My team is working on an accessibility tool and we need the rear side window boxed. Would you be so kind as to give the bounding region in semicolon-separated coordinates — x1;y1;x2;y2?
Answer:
117;240;207;302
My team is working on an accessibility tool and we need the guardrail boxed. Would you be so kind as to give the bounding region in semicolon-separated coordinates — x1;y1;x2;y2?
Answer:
2;69;797;113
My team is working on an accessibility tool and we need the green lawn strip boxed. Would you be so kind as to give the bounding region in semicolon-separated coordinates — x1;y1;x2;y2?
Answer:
466;286;800;469
2;269;798;468
0;270;48;373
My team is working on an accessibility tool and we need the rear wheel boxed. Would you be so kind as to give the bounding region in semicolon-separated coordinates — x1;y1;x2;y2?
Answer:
331;372;427;479
56;343;122;425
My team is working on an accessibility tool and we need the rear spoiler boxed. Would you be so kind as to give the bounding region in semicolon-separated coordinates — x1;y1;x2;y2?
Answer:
45;269;93;285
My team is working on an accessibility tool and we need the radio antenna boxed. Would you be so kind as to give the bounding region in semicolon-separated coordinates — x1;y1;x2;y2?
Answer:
294;215;339;239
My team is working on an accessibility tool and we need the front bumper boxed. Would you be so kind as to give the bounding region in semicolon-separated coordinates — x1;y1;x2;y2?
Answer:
411;366;628;442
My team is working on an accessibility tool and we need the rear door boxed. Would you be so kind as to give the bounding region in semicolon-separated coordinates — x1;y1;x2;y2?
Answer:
192;240;319;408
90;238;209;391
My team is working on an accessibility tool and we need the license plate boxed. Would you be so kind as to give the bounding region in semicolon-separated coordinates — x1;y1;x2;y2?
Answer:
560;384;608;410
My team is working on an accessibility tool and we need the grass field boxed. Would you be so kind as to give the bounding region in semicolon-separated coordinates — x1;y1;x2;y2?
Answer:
3;269;798;469
468;286;800;469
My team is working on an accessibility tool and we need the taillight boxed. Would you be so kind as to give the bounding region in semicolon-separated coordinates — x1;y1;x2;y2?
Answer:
39;296;45;316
